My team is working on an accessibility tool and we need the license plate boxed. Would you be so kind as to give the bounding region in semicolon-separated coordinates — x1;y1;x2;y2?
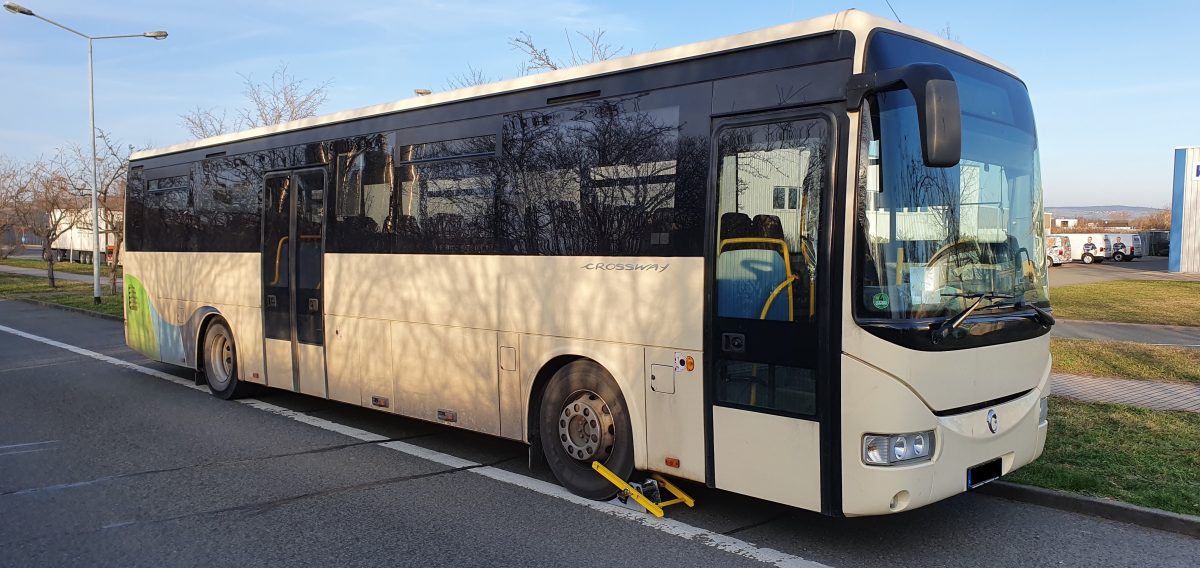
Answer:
967;458;1002;489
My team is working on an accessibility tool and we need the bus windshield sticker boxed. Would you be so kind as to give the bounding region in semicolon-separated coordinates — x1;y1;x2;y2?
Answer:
872;292;890;310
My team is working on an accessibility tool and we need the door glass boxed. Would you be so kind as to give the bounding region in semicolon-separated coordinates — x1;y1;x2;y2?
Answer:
294;170;326;345
715;120;826;322
262;175;291;341
713;118;828;416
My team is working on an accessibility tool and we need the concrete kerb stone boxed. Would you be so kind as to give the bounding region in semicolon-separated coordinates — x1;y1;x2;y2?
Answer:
978;481;1200;538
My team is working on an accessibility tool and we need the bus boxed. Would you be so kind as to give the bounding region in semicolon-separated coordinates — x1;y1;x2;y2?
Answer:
123;10;1053;517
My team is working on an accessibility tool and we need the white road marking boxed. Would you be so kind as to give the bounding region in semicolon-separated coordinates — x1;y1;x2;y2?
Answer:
0;447;55;457
0;322;831;568
0;440;58;451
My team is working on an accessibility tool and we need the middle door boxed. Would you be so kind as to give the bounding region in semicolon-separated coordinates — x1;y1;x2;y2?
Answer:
262;168;328;397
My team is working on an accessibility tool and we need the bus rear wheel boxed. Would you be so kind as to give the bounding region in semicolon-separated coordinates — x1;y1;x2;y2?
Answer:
202;318;255;400
538;361;633;500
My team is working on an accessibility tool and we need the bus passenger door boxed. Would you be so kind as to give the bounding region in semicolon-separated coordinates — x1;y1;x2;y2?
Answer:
261;169;329;397
707;114;831;511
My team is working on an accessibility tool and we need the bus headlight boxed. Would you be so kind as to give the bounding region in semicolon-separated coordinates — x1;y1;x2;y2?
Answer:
863;431;935;466
1039;397;1049;425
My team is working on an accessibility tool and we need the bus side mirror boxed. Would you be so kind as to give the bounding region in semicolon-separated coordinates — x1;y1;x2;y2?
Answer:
846;63;962;168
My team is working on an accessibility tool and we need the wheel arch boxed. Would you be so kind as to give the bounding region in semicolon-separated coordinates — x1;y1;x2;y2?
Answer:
190;307;226;371
521;342;648;471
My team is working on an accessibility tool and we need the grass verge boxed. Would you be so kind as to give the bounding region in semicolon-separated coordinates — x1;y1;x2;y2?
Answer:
0;257;119;277
1051;338;1200;385
1007;398;1200;516
0;273;123;318
1049;280;1200;326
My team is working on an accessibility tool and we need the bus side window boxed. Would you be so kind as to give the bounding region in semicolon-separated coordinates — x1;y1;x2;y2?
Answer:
145;175;194;252
332;134;394;253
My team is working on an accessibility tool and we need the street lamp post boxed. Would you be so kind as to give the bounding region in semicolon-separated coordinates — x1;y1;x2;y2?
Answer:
4;2;165;304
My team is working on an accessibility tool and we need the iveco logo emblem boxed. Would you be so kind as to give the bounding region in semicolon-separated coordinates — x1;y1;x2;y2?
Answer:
986;409;1000;434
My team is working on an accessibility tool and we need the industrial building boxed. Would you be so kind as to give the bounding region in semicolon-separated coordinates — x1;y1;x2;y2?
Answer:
1170;146;1200;273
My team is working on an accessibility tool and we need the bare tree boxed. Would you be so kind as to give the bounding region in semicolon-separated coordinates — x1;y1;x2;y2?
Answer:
445;64;494;90
52;130;131;294
509;29;624;73
12;161;83;287
938;22;961;43
179;62;332;139
443;29;624;93
1132;208;1171;230
179;106;232;139
0;157;24;258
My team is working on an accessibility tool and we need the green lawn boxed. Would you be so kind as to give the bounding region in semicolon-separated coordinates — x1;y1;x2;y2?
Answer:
1051;338;1200;385
0;257;120;277
0;273;123;318
1007;398;1200;516
1049;280;1200;326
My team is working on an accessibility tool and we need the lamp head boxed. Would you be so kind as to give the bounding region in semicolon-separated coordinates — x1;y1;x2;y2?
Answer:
3;2;35;16
143;31;168;40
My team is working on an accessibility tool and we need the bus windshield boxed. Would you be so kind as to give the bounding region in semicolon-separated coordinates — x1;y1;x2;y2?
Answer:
856;33;1048;321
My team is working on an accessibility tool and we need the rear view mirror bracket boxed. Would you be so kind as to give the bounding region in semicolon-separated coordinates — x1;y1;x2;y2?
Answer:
845;63;962;168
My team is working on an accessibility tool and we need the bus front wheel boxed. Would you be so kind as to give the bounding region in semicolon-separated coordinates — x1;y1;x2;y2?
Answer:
202;318;256;400
538;360;634;500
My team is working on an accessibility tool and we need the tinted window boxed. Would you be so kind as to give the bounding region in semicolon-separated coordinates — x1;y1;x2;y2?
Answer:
143;174;194;251
331;134;395;253
398;135;496;162
498;91;705;256
195;156;262;252
398;157;499;253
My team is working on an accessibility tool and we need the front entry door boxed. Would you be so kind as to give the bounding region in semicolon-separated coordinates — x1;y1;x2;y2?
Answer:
262;168;328;396
708;113;831;511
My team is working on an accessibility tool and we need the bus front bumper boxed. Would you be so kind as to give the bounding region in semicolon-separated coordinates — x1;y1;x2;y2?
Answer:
841;359;1049;516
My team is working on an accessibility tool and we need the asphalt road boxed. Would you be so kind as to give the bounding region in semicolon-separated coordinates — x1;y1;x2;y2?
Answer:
1;300;1197;567
1047;255;1200;287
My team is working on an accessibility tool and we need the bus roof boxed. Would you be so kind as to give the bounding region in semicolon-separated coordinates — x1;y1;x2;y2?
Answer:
132;9;1015;161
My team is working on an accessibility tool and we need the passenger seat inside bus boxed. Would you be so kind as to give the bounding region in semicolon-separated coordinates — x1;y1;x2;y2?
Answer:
716;212;790;321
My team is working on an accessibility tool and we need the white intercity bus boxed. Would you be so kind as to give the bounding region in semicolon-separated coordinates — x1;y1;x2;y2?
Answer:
124;10;1054;516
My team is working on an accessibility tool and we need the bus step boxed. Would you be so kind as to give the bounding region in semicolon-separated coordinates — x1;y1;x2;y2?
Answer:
591;461;695;518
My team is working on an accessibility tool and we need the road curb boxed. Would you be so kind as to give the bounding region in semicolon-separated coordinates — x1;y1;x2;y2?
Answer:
978;481;1200;538
7;297;123;322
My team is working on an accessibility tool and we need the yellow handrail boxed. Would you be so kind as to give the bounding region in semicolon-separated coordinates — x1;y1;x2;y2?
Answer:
269;234;323;286
761;275;797;320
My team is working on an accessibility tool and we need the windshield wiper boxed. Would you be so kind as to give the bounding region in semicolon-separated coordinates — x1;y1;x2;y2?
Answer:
932;292;1014;344
991;295;1056;328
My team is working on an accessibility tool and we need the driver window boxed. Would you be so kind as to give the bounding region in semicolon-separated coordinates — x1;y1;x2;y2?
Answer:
715;119;827;322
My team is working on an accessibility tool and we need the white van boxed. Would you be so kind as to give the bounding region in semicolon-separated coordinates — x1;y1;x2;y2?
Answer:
1045;235;1073;266
1061;233;1110;264
1105;233;1142;262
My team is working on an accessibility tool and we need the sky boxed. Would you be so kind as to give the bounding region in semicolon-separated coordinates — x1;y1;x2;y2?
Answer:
1;0;1195;208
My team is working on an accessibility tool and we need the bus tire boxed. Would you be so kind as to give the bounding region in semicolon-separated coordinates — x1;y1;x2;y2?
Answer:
1113;252;1126;262
1081;253;1094;264
202;318;255;400
538;360;633;500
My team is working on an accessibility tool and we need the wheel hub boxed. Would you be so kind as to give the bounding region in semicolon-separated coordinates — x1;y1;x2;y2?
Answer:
557;390;615;463
206;329;233;388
